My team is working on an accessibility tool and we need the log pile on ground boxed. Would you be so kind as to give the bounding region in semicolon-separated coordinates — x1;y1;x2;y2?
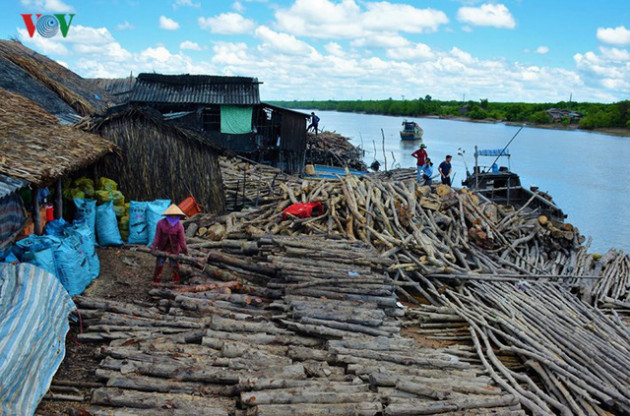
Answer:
65;235;526;415
43;162;630;414
306;131;367;171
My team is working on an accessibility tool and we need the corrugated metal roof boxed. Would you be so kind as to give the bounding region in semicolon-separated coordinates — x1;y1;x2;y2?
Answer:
130;73;260;105
0;174;28;200
0;263;75;415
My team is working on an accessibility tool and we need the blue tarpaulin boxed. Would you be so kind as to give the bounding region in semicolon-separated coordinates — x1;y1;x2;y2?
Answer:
477;149;510;157
0;263;75;415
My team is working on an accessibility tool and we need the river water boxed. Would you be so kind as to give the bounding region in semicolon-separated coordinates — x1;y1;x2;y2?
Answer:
306;110;630;254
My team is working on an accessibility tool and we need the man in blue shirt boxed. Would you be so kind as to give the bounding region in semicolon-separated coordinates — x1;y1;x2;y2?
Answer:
421;158;433;186
307;112;320;135
439;155;453;186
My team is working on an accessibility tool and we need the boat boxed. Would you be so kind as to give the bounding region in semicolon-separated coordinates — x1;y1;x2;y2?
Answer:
461;147;566;222
400;120;423;141
303;164;368;180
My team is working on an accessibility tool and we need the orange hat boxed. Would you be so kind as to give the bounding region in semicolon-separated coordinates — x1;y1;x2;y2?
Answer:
162;204;186;217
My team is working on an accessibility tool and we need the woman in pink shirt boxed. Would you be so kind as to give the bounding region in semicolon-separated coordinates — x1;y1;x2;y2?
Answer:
150;204;188;284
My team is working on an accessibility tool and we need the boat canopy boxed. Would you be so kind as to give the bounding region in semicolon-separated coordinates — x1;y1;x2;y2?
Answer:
477;148;510;157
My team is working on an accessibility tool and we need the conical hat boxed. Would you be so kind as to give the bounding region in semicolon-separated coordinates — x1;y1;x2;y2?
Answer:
162;204;186;217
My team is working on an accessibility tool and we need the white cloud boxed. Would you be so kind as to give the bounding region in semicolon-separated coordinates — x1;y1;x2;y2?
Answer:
386;42;434;61
20;0;74;13
159;16;180;31
362;3;448;34
457;4;516;29
254;26;317;56
116;21;136;31
17;27;69;55
597;26;630;46
198;13;255;34
274;0;448;39
172;0;200;8
233;1;245;12
351;34;410;49
180;40;203;51
211;42;251;65
324;42;344;57
599;47;630;62
535;46;549;54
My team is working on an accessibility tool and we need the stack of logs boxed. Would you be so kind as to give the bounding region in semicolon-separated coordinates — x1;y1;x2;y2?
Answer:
63;235;527;415
306;131;367;171
219;156;302;211
190;175;591;282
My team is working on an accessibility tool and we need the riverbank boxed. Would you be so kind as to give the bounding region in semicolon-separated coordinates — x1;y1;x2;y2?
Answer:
417;114;630;137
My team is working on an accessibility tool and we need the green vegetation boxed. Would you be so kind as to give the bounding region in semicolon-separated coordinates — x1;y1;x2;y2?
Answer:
270;98;630;130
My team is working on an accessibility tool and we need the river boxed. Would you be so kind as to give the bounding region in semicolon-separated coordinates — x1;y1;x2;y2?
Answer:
305;110;630;254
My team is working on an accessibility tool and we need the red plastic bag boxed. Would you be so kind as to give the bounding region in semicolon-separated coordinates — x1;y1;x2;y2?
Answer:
282;202;323;220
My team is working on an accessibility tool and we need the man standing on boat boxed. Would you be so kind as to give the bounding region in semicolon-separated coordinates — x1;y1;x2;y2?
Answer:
411;143;428;184
307;112;320;135
439;155;453;186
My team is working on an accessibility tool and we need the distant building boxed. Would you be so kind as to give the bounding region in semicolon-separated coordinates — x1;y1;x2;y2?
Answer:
546;108;583;123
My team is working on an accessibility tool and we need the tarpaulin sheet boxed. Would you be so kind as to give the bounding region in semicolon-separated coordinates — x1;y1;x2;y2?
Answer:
0;193;26;244
220;105;253;134
0;263;75;416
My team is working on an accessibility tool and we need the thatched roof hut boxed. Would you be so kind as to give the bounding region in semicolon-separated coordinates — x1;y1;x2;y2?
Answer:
0;89;115;187
0;40;112;117
78;106;226;215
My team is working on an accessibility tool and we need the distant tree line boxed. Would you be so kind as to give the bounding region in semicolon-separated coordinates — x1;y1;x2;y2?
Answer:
270;97;630;130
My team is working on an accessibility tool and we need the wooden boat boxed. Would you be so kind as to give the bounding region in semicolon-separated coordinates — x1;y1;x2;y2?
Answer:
303;164;368;180
400;121;423;141
462;147;566;222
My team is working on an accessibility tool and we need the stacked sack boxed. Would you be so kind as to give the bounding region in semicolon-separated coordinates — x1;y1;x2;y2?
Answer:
128;199;171;246
66;177;125;247
1;218;100;296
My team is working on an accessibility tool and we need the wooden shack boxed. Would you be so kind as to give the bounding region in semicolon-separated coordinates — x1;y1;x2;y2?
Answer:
127;73;309;174
79;106;226;214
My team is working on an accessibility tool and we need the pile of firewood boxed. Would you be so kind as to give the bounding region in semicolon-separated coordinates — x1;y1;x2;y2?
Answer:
219;156;302;211
191;175;587;282
306;131;367;171
444;281;630;415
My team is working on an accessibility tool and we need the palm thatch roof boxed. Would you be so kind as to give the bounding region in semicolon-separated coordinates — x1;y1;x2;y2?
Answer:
76;105;226;214
0;89;115;187
0;40;112;117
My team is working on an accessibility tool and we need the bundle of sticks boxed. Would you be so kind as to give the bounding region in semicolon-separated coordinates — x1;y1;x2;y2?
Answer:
444;281;630;416
218;156;302;211
193;175;590;282
306;131;367;171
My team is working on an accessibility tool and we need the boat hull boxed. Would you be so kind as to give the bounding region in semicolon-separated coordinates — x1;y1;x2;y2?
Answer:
400;132;423;140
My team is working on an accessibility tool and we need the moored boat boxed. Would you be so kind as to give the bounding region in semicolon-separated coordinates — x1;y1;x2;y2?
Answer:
400;120;423;141
462;147;566;222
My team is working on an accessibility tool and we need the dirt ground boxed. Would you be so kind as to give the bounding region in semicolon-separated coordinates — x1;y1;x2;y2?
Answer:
35;247;161;416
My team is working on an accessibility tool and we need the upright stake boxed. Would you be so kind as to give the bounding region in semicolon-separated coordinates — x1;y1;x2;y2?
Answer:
381;128;388;172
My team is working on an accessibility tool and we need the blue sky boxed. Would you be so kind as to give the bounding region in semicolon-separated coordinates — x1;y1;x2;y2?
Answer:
3;0;630;102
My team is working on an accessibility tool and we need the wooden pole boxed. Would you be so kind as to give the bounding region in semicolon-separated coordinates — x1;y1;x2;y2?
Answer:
55;179;63;219
32;188;41;235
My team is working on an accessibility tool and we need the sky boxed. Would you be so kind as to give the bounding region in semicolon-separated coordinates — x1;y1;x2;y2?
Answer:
2;0;630;103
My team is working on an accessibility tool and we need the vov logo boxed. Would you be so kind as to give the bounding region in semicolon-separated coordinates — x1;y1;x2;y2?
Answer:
21;14;75;38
